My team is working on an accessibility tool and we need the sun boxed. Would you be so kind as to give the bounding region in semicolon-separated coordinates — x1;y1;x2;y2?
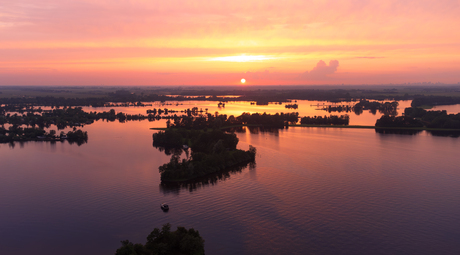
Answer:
241;78;246;84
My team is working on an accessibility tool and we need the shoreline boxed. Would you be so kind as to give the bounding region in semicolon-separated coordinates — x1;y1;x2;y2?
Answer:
291;124;460;132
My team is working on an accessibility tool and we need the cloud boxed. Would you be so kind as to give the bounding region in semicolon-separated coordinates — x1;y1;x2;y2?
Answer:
300;60;339;80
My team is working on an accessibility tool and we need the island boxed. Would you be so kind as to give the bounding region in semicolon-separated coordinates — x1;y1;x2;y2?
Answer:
115;223;205;255
153;128;256;182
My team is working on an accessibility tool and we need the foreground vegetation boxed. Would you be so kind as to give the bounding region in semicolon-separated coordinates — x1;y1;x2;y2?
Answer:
115;223;205;255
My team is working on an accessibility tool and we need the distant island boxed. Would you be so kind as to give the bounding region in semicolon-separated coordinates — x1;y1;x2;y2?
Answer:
375;107;460;129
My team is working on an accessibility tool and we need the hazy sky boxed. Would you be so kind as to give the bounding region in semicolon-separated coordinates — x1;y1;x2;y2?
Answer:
1;0;460;85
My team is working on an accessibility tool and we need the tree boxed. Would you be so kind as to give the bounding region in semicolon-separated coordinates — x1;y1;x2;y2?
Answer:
116;223;205;255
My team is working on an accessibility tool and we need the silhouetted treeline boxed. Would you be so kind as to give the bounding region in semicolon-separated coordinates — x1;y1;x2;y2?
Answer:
375;115;424;128
404;107;460;129
300;115;350;125
0;127;87;145
0;126;45;143
375;107;460;129
285;103;298;109
411;95;460;107
240;112;299;128
0;87;427;108
0;107;150;130
353;100;398;115
167;112;299;130
147;107;206;117
0;90;175;107
115;223;205;255
152;129;239;153
320;105;353;113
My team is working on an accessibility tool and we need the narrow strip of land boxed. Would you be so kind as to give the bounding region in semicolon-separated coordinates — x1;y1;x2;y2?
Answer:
151;125;460;132
291;124;460;131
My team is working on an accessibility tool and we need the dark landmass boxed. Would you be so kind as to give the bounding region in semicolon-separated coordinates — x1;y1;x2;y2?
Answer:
0;106;150;130
2;85;460;106
318;100;399;116
375;115;424;128
239;112;299;128
376;107;460;129
411;95;460;108
300;115;350;125
285;103;298;109
0;106;149;144
404;107;460;129
153;128;256;182
0;127;88;145
115;223;205;255
319;104;353;113
374;107;460;137
162;111;299;130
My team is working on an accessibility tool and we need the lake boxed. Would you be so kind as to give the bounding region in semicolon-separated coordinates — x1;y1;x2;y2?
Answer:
1;101;460;254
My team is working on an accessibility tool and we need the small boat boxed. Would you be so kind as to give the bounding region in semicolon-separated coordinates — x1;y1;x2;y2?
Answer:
161;203;169;211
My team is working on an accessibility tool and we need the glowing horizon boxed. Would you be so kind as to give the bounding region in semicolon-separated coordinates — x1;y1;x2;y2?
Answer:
1;0;460;86
208;55;277;62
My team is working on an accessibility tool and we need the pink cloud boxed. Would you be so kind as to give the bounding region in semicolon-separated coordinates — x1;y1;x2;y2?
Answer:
300;60;339;80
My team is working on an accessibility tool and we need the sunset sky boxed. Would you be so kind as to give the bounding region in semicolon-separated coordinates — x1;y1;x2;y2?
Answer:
1;0;460;86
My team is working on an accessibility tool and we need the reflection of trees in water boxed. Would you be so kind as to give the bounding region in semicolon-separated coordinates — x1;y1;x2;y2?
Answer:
353;107;363;116
323;101;399;116
352;100;399;116
66;138;88;146
376;128;460;137
221;127;245;133
159;161;255;195
247;126;280;134
222;126;281;135
5;138;87;147
427;130;460;138
375;129;422;136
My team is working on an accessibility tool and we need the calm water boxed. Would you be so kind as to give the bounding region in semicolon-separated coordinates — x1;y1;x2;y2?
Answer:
1;102;460;255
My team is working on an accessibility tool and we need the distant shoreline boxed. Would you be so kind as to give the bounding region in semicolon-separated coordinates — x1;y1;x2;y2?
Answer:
291;124;460;132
